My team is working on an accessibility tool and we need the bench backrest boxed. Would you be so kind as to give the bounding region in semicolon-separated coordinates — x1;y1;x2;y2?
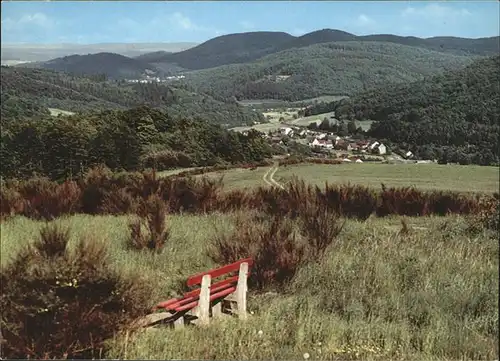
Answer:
186;257;253;287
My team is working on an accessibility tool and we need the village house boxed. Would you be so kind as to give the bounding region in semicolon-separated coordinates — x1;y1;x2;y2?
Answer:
335;140;352;151
310;138;334;148
372;143;387;155
405;151;414;159
280;127;294;137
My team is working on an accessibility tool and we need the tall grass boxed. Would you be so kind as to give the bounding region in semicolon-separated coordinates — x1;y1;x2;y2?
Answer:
1;213;497;360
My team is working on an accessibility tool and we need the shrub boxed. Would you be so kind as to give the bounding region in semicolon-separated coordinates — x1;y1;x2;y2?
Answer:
17;178;81;220
127;193;171;253
1;224;152;359
209;212;305;291
300;207;346;259
467;194;499;233
0;184;25;221
322;183;377;220
209;208;345;291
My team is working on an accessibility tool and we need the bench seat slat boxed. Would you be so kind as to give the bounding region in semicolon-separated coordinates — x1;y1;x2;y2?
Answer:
174;286;237;312
155;275;240;311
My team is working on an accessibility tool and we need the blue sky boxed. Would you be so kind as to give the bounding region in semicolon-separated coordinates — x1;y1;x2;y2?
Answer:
1;1;499;44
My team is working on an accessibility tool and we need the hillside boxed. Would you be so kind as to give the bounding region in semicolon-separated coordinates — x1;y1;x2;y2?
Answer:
181;41;479;101
327;56;500;165
1;105;272;180
144;31;295;70
29;52;162;79
144;29;499;71
0;66;264;127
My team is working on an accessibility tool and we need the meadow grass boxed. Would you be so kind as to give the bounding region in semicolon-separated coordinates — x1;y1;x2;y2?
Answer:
275;163;500;194
1;213;498;360
190;163;500;194
194;166;271;190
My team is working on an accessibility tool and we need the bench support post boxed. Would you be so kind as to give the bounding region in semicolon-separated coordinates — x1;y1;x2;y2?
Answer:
235;262;249;320
174;314;184;329
198;274;211;326
212;301;222;318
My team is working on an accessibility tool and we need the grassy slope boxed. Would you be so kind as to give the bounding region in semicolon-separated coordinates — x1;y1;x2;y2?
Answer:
196;163;500;194
2;213;497;359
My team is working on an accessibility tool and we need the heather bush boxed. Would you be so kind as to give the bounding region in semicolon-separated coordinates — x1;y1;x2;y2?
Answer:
0;224;152;359
0;166;486;222
209;208;345;291
467;193;500;233
127;193;171;253
322;183;377;220
209;212;305;291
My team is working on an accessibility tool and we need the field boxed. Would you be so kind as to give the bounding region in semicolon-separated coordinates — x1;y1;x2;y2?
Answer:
2;161;498;360
237;95;349;107
231;108;374;133
197;163;500;194
48;108;75;116
2;212;498;360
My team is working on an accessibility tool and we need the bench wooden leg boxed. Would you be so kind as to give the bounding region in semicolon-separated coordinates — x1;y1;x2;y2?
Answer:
212;301;222;318
198;274;211;326
174;314;185;329
235;262;249;320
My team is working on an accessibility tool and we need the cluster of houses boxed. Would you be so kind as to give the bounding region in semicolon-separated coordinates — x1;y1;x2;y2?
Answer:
125;75;186;84
268;126;388;155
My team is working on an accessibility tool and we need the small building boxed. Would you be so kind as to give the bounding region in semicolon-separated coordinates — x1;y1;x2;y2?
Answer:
371;143;387;155
335;140;353;151
369;141;380;150
311;138;333;148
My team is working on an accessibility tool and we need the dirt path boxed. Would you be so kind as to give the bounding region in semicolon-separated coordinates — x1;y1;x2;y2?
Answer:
262;164;285;189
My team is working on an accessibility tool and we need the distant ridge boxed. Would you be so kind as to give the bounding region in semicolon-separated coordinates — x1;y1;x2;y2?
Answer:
144;29;499;70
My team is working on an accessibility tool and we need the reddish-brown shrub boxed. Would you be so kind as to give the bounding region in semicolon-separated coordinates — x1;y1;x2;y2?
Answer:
0;185;25;221
1;224;152;359
467;193;499;233
15;178;81;220
321;183;377;220
216;189;251;212
209;212;305;291
127;193;171;253
209;208;345;291
300;207;346;259
377;184;430;217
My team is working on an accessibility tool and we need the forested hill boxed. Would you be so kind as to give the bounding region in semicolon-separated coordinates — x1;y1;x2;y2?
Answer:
0;106;273;181
138;31;295;70
330;56;500;165
182;41;479;101
145;29;499;71
0;66;264;127
39;52;162;79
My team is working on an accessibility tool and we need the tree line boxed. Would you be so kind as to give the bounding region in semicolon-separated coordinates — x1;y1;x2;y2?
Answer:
1;106;273;181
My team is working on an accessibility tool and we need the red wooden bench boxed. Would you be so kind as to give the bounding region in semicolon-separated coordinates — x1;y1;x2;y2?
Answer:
152;258;253;328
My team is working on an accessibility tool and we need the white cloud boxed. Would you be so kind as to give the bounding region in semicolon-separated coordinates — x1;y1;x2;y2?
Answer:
355;14;376;27
2;12;54;32
113;12;220;37
169;12;196;30
402;3;472;21
239;21;255;30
